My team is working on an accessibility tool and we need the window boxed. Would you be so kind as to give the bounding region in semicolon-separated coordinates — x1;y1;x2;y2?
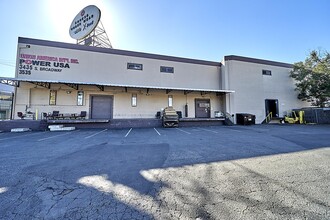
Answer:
49;90;57;105
262;70;272;76
160;66;174;73
168;95;173;107
199;103;210;108
131;94;137;107
77;91;84;106
127;63;143;70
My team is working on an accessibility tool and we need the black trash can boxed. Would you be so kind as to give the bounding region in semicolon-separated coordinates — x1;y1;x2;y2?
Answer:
236;113;256;125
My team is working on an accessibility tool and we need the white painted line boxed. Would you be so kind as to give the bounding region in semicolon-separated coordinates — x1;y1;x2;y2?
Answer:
0;132;43;141
38;131;76;142
296;131;310;134
84;129;108;139
229;129;243;133
154;128;161;136
125;128;132;137
200;128;218;134
191;128;202;132
176;128;191;134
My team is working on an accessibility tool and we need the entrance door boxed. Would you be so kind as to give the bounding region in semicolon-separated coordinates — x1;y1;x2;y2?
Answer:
91;95;113;119
265;99;279;118
195;99;211;118
0;111;6;119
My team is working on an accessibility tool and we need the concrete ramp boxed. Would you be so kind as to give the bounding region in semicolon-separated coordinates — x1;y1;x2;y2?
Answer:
48;125;75;131
11;128;31;132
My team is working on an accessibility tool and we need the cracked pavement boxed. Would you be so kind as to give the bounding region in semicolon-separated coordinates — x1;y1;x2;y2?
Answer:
0;125;329;219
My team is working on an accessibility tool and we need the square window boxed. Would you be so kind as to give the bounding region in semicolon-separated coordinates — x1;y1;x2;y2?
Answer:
262;70;272;76
132;94;137;107
77;91;84;106
160;66;174;73
127;63;143;70
168;95;173;107
49;90;57;105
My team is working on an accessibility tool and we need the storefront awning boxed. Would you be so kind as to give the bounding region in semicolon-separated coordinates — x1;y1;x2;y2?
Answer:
0;77;235;94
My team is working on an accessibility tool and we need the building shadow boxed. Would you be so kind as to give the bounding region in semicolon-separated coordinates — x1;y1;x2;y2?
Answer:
1;125;329;218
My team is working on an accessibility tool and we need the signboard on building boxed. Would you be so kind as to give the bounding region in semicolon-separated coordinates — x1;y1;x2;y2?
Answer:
15;37;222;91
69;5;101;40
19;53;79;75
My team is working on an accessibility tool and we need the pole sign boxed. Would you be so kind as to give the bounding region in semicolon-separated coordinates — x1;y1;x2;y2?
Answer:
69;5;101;40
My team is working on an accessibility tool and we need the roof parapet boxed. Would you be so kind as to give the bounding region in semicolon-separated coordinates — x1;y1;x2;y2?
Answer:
224;55;293;68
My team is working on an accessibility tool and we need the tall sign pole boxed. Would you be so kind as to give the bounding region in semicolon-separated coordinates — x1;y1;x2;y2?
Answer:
69;5;113;48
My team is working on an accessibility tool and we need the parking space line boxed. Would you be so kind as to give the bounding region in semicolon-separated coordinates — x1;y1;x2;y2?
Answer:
190;128;202;132
199;128;218;134
154;128;161;136
228;128;243;133
125;128;132;137
175;128;191;134
38;131;77;141
84;129;108;139
0;132;44;141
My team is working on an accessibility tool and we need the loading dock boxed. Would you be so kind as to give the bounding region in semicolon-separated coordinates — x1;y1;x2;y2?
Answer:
195;99;211;118
90;95;113;119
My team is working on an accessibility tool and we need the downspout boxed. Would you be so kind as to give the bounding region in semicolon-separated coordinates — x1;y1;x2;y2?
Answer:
12;40;20;119
10;92;15;120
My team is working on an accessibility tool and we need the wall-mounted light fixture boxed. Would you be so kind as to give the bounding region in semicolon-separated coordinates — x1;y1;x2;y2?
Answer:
19;45;31;49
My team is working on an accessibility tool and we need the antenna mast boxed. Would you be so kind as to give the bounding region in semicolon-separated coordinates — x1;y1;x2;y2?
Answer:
76;21;113;48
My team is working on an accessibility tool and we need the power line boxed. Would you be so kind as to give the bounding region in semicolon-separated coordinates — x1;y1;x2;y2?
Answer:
0;62;15;68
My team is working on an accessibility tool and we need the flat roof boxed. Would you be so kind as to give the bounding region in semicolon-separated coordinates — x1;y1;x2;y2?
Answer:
18;38;294;68
19;37;221;67
224;55;293;68
0;77;234;94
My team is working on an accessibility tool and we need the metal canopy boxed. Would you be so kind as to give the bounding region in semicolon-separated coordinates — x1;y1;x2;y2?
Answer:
201;91;211;96
96;85;104;91
0;78;19;87
184;90;193;95
31;81;50;89
65;83;79;90
0;77;235;94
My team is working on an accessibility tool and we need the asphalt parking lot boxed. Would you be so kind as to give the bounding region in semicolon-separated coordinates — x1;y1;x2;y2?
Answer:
0;124;329;219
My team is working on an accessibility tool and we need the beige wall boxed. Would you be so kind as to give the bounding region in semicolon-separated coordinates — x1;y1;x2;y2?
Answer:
113;90;221;118
13;82;223;120
225;60;310;123
17;43;221;91
15;39;311;123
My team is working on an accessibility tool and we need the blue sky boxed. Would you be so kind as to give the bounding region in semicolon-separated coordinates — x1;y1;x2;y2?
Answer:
0;0;329;77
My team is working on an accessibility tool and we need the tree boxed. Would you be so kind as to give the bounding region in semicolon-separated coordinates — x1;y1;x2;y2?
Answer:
290;50;330;107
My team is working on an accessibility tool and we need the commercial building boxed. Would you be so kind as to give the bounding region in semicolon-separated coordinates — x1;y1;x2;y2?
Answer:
0;37;309;125
0;84;14;120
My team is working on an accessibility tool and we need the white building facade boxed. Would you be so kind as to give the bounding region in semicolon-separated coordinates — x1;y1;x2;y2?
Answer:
223;56;309;123
0;37;309;124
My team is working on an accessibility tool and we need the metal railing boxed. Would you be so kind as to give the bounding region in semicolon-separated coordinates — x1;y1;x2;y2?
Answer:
263;112;272;124
225;112;235;125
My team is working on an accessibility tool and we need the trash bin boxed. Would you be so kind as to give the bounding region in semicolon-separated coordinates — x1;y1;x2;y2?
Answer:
236;113;255;125
214;111;224;118
176;111;182;119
